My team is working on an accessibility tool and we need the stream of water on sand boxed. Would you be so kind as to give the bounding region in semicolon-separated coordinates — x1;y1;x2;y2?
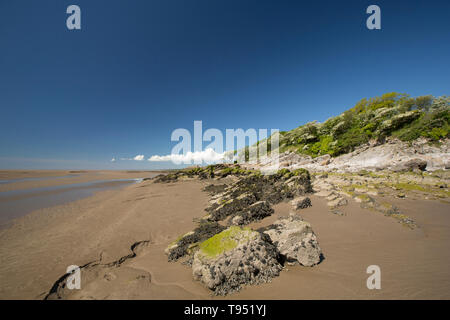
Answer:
0;174;82;185
0;178;143;228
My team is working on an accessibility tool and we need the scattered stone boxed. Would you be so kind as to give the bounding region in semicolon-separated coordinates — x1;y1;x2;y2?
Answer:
327;198;348;208
331;210;345;216
391;214;417;229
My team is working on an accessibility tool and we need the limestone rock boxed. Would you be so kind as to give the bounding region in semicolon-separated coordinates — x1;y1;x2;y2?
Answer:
192;227;282;295
228;201;274;226
291;196;312;210
230;215;244;225
262;214;322;267
391;158;427;172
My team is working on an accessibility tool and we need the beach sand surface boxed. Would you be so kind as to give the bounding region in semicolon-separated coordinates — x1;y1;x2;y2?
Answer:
0;177;449;299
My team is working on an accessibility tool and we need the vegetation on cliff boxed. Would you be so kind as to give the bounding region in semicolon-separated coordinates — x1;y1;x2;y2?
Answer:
275;93;449;158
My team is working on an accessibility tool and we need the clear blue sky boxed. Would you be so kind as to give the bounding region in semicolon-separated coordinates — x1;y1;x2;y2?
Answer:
1;0;449;169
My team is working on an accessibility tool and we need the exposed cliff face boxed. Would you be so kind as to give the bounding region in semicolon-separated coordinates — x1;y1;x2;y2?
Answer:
243;137;450;173
234;94;449;173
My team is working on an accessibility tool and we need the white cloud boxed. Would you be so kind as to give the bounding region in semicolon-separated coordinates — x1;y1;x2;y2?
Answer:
148;148;225;164
110;157;116;162
118;155;145;161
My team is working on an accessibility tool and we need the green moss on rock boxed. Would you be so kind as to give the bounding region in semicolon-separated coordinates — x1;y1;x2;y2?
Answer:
198;226;257;259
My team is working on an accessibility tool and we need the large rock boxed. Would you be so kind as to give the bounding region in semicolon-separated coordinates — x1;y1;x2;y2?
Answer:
291;196;312;210
390;158;427;172
284;173;313;195
192;226;282;295
262;214;322;267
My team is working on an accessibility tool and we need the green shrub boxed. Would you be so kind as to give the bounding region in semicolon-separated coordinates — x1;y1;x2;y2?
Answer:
240;94;448;160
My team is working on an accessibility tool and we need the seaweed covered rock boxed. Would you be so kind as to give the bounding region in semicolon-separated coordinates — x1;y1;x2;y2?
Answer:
153;172;180;183
226;201;274;226
262;214;322;267
207;192;257;221
154;164;262;183
202;184;228;195
204;167;313;223
165;222;226;261
192;226;282;295
291;196;312;210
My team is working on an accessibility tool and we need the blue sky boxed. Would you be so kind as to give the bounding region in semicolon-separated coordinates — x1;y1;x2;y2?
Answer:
0;0;449;169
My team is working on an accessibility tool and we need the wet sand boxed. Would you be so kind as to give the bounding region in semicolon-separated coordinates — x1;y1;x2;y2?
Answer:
0;177;449;299
0;170;160;228
0;170;157;192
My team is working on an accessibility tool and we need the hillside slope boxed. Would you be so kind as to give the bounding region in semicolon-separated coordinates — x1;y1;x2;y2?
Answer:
278;93;449;158
241;93;450;172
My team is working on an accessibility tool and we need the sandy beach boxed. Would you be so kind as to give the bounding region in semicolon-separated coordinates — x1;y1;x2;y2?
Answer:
0;171;449;300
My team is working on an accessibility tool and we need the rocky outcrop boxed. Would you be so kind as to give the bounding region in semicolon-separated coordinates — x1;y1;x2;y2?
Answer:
192;227;282;295
243;138;450;173
160;165;324;295
261;214;322;267
309;172;425;229
203;168;312;224
164;166;314;262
